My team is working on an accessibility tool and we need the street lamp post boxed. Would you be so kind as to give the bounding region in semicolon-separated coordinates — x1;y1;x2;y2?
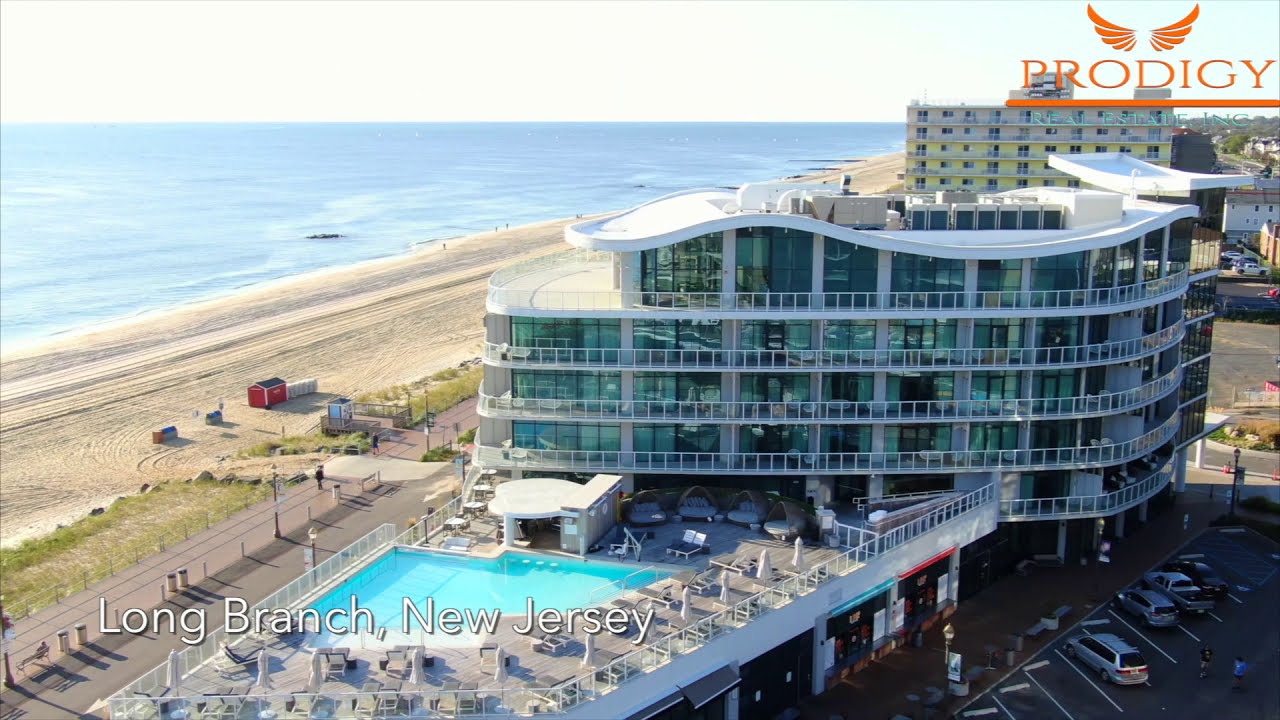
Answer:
271;464;282;539
942;622;955;687
1229;448;1242;520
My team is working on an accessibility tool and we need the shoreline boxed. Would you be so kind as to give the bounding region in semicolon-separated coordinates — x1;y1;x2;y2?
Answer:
0;151;904;546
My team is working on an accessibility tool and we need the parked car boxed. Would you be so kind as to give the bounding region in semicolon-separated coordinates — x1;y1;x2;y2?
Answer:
1161;561;1230;599
1113;589;1179;627
1065;633;1150;684
1142;571;1216;614
1221;251;1245;261
1235;263;1269;277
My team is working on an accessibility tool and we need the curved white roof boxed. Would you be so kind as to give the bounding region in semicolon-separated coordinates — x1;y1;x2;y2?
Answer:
487;477;583;519
1047;153;1255;193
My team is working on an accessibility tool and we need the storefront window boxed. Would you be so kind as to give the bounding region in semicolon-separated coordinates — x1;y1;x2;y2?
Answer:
827;589;890;669
898;554;952;629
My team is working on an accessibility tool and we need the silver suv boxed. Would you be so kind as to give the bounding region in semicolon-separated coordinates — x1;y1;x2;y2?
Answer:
1065;633;1149;685
1113;589;1178;627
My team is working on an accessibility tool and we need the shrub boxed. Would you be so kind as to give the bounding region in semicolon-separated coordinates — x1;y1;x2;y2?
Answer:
458;427;477;444
420;447;459;463
1240;495;1280;514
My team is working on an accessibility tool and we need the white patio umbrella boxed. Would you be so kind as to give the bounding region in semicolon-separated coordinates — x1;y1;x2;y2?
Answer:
165;649;182;695
306;650;324;692
408;646;426;687
757;548;773;581
255;650;272;690
581;631;596;668
719;570;732;605
793;536;806;572
494;646;508;684
680;584;692;623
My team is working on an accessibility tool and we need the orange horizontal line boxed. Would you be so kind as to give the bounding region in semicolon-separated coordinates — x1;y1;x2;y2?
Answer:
1007;99;1280;108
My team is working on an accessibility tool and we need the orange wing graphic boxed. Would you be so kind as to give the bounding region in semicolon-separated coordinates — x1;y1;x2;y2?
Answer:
1149;4;1199;51
1087;4;1137;52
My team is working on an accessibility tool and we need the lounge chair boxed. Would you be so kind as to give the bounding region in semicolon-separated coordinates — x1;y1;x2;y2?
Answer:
285;694;316;719
676;490;717;521
628;500;667;526
665;529;698;556
324;652;347;680
709;553;757;575
635;585;677;608
532;632;572;653
672;568;716;594
672;532;708;559
441;536;474;553
214;645;260;675
725;493;768;526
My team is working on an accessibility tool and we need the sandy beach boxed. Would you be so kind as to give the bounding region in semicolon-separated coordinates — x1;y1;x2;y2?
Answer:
0;151;904;545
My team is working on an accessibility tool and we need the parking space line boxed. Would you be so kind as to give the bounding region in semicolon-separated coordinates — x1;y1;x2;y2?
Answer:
1227;592;1244;604
1027;661;1084;719
1106;609;1178;663
1207;611;1225;622
1000;682;1030;693
992;696;1018;719
1176;624;1201;642
962;708;1000;718
1024;660;1050;671
1049;645;1121;712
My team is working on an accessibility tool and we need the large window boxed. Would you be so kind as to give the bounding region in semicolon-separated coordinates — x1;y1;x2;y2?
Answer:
823;239;879;306
640;233;723;305
1185;277;1216;319
823;320;877;350
973;318;1025;350
740;424;808;453
822;425;872;453
512;317;621;349
1031;251;1086;299
970;423;1019;451
511;370;621;400
1031;420;1075;449
891;254;966;307
633;319;722;350
823;373;874;402
1116;238;1139;286
885;425;952;453
977;259;1022;307
1181;357;1210;402
1181;317;1213;362
741;374;811;402
886;372;954;402
1167;220;1193;274
513;422;621;451
889;319;958;350
1090;246;1115;288
1035;317;1081;347
1033;369;1078;398
736;226;814;305
740;320;812;350
971;371;1020;400
1142;230;1165;280
634;425;720;454
633;373;721;402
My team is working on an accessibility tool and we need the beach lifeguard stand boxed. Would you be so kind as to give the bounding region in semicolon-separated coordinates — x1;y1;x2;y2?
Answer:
322;397;354;434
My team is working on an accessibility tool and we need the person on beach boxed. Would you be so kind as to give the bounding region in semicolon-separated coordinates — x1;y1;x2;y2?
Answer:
314;464;325;490
1199;645;1213;678
1231;656;1246;690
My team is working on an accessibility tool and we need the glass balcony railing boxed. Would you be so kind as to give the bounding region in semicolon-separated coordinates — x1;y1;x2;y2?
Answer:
478;415;1178;474
1000;461;1174;520
478;367;1179;424
483;323;1185;371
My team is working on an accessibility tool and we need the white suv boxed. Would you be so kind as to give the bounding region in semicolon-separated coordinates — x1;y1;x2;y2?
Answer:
1235;263;1269;277
1065;633;1149;684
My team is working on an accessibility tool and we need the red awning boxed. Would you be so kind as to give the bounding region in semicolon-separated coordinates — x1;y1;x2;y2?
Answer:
898;547;956;580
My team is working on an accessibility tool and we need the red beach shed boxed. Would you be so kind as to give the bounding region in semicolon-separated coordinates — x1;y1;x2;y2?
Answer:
248;378;288;409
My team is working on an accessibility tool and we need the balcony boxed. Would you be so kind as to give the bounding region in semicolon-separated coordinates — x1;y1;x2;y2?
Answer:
999;460;1174;520
478;367;1179;424
487;255;1190;316
477;415;1179;475
484;322;1184;371
910;167;1063;177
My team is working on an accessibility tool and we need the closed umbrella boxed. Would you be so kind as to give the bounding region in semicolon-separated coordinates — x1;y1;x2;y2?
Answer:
719;570;732;605
493;646;508;684
306;650;324;692
408;646;425;687
166;649;182;695
581;632;595;668
757;549;773;582
255;650;272;691
793;536;806;572
680;584;692;624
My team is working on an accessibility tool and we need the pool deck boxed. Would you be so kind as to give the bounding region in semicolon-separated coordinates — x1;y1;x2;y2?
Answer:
169;513;845;716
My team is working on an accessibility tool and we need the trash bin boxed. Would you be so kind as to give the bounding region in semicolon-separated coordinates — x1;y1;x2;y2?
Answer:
177;568;189;588
166;572;178;593
1005;648;1017;666
74;623;88;646
57;630;70;653
151;430;166;444
332;485;343;502
1011;632;1024;652
912;630;924;648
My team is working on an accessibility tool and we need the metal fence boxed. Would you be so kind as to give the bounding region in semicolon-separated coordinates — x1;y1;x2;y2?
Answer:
1000;462;1174;520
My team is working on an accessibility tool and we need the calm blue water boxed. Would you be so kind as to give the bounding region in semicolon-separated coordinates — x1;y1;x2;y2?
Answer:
0;122;903;349
309;548;669;634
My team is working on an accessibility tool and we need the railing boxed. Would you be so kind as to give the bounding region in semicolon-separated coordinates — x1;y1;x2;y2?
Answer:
476;368;1180;424
478;414;1179;474
111;483;995;719
488;258;1189;314
1000;461;1174;520
586;565;660;606
424;494;467;539
911;167;1067;177
483;322;1185;371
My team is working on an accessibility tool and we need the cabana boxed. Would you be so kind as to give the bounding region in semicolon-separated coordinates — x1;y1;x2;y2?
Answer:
627;490;667;526
762;501;810;541
676;486;718;521
725;490;769;527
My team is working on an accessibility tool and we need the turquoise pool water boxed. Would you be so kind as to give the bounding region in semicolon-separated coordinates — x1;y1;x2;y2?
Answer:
309;548;669;632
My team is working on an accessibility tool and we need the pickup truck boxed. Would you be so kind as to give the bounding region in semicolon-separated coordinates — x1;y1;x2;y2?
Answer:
1141;571;1215;614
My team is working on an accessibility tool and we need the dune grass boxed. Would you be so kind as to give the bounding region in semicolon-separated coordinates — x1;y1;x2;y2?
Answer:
237;431;371;459
357;365;484;425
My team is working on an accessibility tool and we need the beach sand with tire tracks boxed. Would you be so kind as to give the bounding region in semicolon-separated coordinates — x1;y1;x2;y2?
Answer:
0;151;904;545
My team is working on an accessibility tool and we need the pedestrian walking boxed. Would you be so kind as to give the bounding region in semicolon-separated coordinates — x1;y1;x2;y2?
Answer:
371;433;380;454
314;464;325;490
1199;645;1213;678
1232;656;1246;690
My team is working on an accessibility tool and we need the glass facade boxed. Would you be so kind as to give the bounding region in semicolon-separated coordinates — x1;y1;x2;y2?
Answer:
633;319;722;349
886;372;954;401
1142;229;1166;280
1035;317;1081;347
971;371;1020;400
1089;246;1115;288
1031;251;1086;299
1189;229;1219;274
891;254;965;307
634;372;722;402
889;319;957;350
1182;317;1213;361
511;370;621;400
1116;238;1138;286
823;239;879;306
740;424;808;453
821;425;872;452
1032;369;1077;398
513;422;621;451
741;320;812;350
973;318;1025;349
640;233;723;305
1180;357;1210;403
634;424;720;453
970;423;1019;450
977;259;1022;307
736;226;814;304
1031;420;1076;449
741;374;811;402
512;317;621;349
1176;398;1209;445
823;373;874;402
823;320;877;350
885;425;952;452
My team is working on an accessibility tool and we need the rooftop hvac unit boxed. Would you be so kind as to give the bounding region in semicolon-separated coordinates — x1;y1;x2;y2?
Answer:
1016;204;1044;230
951;203;980;231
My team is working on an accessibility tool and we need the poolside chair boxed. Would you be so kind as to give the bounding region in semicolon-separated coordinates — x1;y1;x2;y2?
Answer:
441;536;475;553
214;645;260;676
324;652;347;680
672;568;716;595
532;632;572;654
665;529;697;556
673;532;709;559
709;553;757;575
635;585;678;608
285;693;315;719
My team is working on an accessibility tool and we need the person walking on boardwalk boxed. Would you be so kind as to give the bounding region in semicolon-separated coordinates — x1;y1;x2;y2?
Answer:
1199;645;1213;678
315;464;325;490
371;433;380;454
1231;656;1247;690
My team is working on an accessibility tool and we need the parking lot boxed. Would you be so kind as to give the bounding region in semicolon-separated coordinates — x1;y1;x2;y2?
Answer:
959;528;1279;720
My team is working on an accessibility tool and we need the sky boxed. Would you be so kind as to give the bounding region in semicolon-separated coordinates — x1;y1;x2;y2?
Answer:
1;0;1277;123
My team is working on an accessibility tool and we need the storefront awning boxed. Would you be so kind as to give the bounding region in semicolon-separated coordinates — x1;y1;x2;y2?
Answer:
898;547;955;580
679;665;741;709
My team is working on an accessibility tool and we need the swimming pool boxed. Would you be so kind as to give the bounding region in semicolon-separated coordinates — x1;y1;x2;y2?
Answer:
308;548;669;635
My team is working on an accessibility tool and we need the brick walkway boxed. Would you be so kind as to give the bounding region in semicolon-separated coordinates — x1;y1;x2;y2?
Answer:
800;491;1231;720
0;473;440;718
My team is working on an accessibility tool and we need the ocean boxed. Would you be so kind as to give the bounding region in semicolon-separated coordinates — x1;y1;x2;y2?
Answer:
0;122;903;350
